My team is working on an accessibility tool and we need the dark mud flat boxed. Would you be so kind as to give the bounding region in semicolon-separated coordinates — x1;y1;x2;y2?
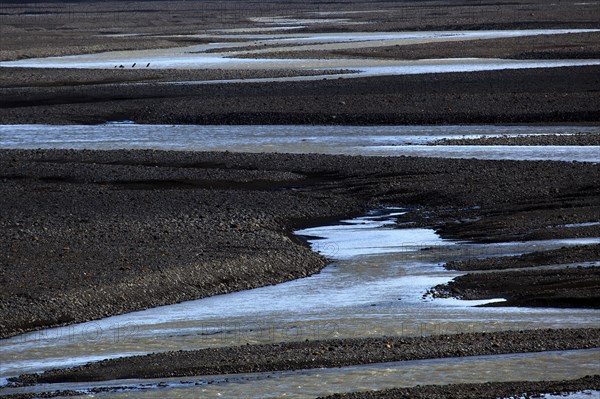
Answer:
10;329;600;384
1;150;599;338
446;244;600;271
319;375;600;399
434;244;600;307
433;267;600;308
2;66;600;125
434;133;600;146
0;68;354;89
240;31;600;60
2;0;599;62
2;378;599;399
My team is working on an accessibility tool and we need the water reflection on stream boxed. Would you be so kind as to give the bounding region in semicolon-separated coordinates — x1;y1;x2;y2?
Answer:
1;124;599;162
5;350;599;398
1;210;598;389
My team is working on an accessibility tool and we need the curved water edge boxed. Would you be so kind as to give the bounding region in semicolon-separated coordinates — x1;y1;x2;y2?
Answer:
1;29;599;75
1;124;599;162
3;349;599;398
1;209;598;383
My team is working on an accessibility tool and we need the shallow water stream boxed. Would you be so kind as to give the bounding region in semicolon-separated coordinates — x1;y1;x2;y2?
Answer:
2;29;599;77
4;350;599;398
1;124;599;162
1;210;599;396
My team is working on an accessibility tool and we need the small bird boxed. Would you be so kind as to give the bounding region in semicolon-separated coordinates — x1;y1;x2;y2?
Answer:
146;63;151;68
132;63;136;68
119;65;124;68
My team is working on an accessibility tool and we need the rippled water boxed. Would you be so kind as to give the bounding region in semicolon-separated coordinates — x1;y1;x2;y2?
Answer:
1;124;598;162
1;210;598;384
2;29;599;74
4;350;599;398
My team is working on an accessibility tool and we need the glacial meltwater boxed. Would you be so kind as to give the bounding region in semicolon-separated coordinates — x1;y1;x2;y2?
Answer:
1;29;600;78
1;122;599;397
1;124;599;162
1;209;599;397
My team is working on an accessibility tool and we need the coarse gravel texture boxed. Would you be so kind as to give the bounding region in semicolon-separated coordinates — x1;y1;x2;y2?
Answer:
236;32;600;60
431;267;600;308
9;329;600;384
1;149;599;338
432;133;600;146
2;66;600;125
318;375;600;399
445;244;600;271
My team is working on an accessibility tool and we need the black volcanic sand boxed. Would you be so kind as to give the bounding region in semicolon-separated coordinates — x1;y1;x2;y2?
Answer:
2;378;599;399
9;329;600;384
235;31;600;60
1;149;599;339
1;66;600;125
433;133;600;146
446;244;600;271
0;68;355;89
432;267;600;308
431;233;600;310
319;376;600;399
2;0;600;126
2;0;599;62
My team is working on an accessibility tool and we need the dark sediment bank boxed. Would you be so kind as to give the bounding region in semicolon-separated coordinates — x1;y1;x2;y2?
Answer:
0;68;355;89
446;244;600;271
10;329;600;384
433;133;600;146
319;375;600;399
236;31;600;60
1;149;599;338
434;225;600;311
432;267;600;308
2;66;600;125
3;377;599;399
2;0;599;62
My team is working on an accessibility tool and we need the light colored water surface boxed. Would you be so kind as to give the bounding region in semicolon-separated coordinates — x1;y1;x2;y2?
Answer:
1;30;599;79
1;210;598;388
3;350;599;398
1;124;599;162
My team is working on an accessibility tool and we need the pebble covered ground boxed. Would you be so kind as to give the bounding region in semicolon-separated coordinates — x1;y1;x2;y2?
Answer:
1;149;598;339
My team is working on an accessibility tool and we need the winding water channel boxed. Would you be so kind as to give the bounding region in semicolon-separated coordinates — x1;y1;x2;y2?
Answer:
1;30;600;80
1;120;599;397
1;15;599;398
1;210;599;397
